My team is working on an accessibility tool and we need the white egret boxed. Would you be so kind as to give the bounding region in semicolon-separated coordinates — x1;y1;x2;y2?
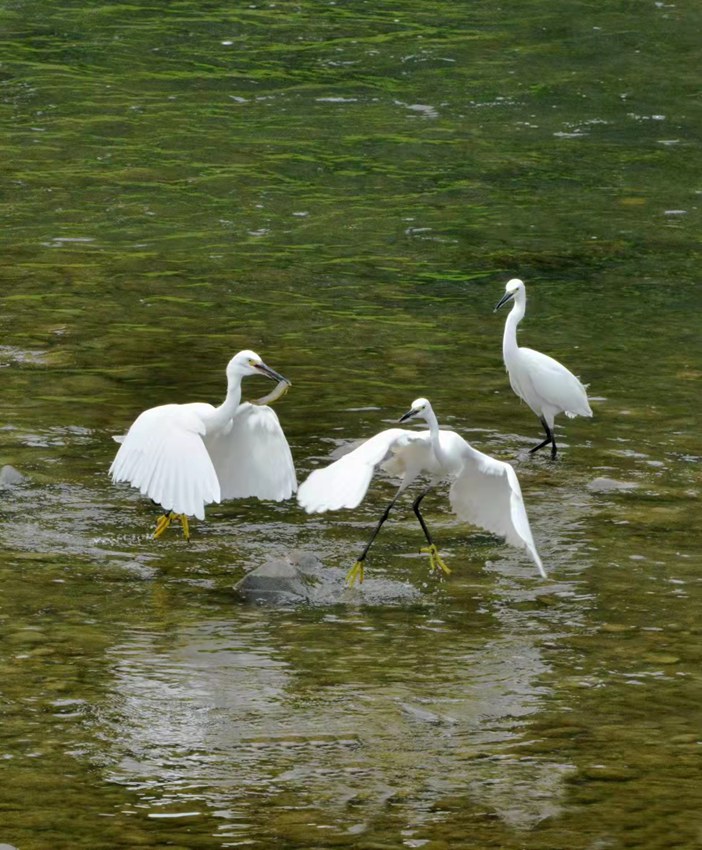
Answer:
110;350;296;539
495;278;592;458
297;398;545;585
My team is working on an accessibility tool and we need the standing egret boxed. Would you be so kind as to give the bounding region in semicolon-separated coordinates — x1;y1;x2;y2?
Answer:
495;278;592;458
297;398;545;585
110;350;296;539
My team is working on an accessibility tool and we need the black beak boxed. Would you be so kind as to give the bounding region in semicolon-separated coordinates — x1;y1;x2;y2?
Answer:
494;291;514;312
255;361;289;385
399;407;418;423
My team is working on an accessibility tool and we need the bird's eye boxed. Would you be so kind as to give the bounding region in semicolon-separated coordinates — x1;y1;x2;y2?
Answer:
248;358;258;367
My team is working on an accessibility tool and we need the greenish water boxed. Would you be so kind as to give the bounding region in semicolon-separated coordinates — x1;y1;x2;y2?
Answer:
1;1;701;848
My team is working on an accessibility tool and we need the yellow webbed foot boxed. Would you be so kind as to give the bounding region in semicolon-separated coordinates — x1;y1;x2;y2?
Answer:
346;560;365;587
420;544;451;577
153;512;191;540
153;512;173;539
177;514;190;541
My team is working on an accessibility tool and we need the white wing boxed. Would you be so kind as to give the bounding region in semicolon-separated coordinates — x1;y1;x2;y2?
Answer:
297;428;418;513
518;347;592;418
109;403;221;520
449;445;546;577
203;402;296;501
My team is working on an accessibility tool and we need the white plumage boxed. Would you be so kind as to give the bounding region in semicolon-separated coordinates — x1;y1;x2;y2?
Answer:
298;428;411;514
110;350;296;533
203;403;296;502
297;398;545;583
495;278;592;457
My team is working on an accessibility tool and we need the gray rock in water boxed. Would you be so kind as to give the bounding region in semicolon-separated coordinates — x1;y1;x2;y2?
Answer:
0;464;27;487
234;549;422;606
399;701;458;726
234;553;321;605
587;476;639;494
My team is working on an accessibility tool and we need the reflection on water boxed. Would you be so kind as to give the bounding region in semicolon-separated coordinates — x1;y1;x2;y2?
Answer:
100;610;561;841
1;0;702;847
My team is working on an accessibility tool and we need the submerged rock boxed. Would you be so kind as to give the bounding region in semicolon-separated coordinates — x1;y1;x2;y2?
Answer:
234;549;422;606
0;464;26;487
587;476;639;494
234;552;320;605
399;701;457;726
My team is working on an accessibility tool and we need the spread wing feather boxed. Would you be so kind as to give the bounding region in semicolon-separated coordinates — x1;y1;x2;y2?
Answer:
203;403;296;501
109;404;221;520
450;445;546;577
297;428;419;513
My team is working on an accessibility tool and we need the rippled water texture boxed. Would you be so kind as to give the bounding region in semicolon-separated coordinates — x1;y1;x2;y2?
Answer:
1;1;701;848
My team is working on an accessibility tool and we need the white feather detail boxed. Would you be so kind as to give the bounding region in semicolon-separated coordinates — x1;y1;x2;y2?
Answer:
450;445;546;577
297;428;420;513
513;347;592;419
109;403;221;520
203;402;297;501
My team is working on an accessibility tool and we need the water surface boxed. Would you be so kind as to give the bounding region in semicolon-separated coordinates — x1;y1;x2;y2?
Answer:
1;1;701;848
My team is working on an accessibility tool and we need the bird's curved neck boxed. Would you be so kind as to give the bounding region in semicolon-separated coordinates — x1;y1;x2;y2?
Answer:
425;407;450;469
502;296;525;366
204;375;243;432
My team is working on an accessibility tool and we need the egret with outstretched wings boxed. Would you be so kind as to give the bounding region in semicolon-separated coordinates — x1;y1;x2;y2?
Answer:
298;398;545;584
110;350;296;539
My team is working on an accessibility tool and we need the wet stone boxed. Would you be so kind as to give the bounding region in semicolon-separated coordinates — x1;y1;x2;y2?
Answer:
581;765;640;782
600;623;637;633
357;843;399;850
643;653;680;665
0;465;26;487
117;560;159;581
587;477;639;493
234;552;322;604
399;702;457;726
537;724;588;739
234;550;422;606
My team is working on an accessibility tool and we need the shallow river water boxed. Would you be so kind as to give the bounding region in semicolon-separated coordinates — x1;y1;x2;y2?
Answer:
1;1;701;848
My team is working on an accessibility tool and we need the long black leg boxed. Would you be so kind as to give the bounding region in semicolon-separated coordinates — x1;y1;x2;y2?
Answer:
413;487;451;576
346;492;402;585
529;417;555;456
356;493;400;564
412;487;435;546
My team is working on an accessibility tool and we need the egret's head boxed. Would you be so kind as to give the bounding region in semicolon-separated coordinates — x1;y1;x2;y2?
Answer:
399;397;432;423
494;278;525;311
228;350;287;383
